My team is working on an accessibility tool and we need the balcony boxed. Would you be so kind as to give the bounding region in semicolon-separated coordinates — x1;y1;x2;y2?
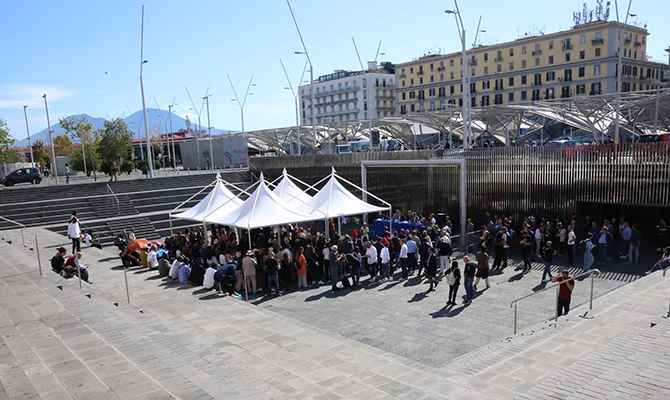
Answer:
494;86;503;91
417;70;425;75
399;73;406;78
591;38;604;45
562;44;573;50
624;37;632;44
470;59;477;66
634;41;641;47
532;50;542;55
437;66;445;71
494;56;504;62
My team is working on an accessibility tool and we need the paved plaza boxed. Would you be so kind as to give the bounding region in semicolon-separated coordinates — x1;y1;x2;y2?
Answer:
1;227;670;399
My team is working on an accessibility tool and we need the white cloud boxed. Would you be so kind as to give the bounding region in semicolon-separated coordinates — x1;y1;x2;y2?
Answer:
0;83;74;109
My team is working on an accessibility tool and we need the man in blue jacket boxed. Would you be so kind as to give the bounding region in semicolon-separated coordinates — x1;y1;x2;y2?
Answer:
595;227;613;266
214;260;239;296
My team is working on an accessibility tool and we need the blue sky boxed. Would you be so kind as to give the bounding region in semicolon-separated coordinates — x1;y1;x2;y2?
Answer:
1;0;667;142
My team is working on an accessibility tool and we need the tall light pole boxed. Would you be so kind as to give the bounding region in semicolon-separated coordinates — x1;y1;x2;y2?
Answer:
651;81;668;133
22;106;34;166
280;58;308;155
287;0;317;149
352;39;383;149
186;87;206;170
42;94;59;184
139;5;153;177
446;3;469;146
168;102;177;170
153;97;171;167
228;75;255;135
203;94;214;170
614;0;633;144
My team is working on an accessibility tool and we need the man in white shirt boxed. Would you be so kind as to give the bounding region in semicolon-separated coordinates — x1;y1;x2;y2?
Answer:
380;241;391;281
203;265;217;289
147;245;159;270
169;255;184;280
399;239;409;280
67;217;82;255
364;242;379;282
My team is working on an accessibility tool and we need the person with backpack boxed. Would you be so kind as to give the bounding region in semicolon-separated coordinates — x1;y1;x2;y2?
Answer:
348;246;363;287
63;252;90;281
50;247;67;274
438;236;453;277
445;261;461;306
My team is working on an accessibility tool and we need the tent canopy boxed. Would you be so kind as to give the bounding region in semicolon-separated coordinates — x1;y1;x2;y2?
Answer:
302;173;389;219
272;168;314;206
204;178;320;229
172;177;243;222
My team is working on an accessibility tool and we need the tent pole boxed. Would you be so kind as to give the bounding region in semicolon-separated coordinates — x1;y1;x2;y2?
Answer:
338;217;342;236
389;206;392;235
169;213;173;236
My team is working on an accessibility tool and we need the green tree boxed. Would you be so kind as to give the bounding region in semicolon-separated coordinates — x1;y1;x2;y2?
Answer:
4;149;24;163
98;118;134;175
0;119;16;164
32;140;49;166
53;134;74;156
59;116;100;180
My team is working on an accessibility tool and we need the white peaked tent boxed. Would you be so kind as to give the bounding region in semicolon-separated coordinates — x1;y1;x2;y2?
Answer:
304;168;391;219
272;168;314;206
204;174;320;230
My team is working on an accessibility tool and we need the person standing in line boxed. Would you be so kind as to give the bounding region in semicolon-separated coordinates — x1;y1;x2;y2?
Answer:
364;242;379;283
535;226;543;257
566;225;576;265
657;219;667;252
445;261;461;306
501;227;510;269
596;227;613;266
398;238;409;280
242;250;258;295
348;246;363;287
264;252;281;296
329;245;343;291
628;224;643;265
519;231;533;272
492;230;504;269
406;236;418;275
551;270;574;316
558;223;567;255
380;241;391;281
425;247;439;293
67;216;82;255
542;241;556;283
417;236;431;278
295;247;308;288
474;249;490;290
479;225;490;254
582;233;595;272
360;222;370;242
462;256;476;304
438;236;452;277
619;222;631;259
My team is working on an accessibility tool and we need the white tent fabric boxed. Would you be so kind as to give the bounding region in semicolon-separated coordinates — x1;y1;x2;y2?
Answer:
272;174;313;206
205;180;318;229
173;179;243;222
302;175;388;218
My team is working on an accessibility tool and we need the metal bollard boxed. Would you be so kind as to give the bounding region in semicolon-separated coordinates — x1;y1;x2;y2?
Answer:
589;273;595;311
35;236;42;277
21;228;25;247
124;267;130;303
77;261;82;289
555;284;559;323
513;302;517;335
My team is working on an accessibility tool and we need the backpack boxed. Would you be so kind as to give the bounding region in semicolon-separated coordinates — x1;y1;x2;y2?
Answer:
51;255;64;273
60;265;77;279
446;269;456;286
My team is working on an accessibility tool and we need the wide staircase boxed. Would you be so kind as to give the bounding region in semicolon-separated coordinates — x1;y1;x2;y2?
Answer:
0;170;251;246
2;227;670;399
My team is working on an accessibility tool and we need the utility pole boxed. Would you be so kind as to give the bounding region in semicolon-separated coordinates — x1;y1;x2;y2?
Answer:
22;106;34;166
168;102;177;170
139;5;153;177
42;94;59;184
203;95;214;170
614;0;633;144
280;58;308;155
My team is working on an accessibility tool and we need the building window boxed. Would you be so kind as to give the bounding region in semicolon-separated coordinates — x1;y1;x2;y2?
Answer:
522;60;527;68
535;58;540;66
534;73;542;85
521;91;527;100
450;59;454;67
482;80;490;90
549;56;554;64
508;92;515;102
484;66;489;75
430;101;436;111
484;53;488;61
440;73;444;81
410;79;414;85
521;46;527;54
565;69;572;82
634;50;637;59
402;80;405;87
410;67;414;74
509;48;514;56
578;67;585;77
580;34;586;44
595;31;602;39
497;64;502;72
402;92;406;100
420;77;423;84
471;68;475;77
509;62;514;70
410;104;415;112
521;75;527;85
546;71;555;81
450;72;454;79
594;65;601;76
419;103;425;112
549;40;554;50
430;63;434;72
450;85;455;94
565;53;571;62
509;76;515;86
409;91;415;99
439;87;445;97
580;50;585;59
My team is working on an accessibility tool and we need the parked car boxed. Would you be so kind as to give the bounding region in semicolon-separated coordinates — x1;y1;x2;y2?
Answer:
0;167;43;186
544;139;585;147
637;132;670;143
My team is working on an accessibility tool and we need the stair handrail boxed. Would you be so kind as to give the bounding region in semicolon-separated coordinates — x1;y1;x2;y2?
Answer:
510;269;601;334
663;266;670;318
106;184;120;215
0;215;26;247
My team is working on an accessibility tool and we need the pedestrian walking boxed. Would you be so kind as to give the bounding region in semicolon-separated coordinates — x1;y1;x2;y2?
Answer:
542;241;556;283
566;225;576;265
628;224;643;265
110;161;118;182
462;256;476;303
380;241;391;281
67;216;82;255
65;163;71;184
520;231;533;272
551;270;574;316
474;249;490;289
398;238;409;280
425;247;439;293
582;233;595;272
445;261;461;306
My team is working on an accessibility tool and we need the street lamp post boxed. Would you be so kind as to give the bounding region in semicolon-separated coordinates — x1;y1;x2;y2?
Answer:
42;94;59;184
446;3;469;146
168;102;177;170
22;106;34;167
139;5;153;177
203;95;214;170
186;87;207;170
352;39;383;149
614;0;634;144
287;0;317;149
228;75;255;136
280;58;308;155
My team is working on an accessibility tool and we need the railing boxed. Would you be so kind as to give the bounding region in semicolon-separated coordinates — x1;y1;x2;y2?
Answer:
0;215;26;247
663;267;670;317
532;50;542;55
591;38;604;45
106;184;120;216
510;269;601;334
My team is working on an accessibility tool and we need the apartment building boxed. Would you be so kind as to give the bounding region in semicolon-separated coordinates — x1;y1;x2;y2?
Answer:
395;20;666;115
298;62;396;125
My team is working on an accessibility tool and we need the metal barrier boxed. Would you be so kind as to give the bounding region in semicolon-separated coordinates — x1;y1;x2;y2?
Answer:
106;184;120;215
663;267;670;317
510;269;601;334
0;215;26;247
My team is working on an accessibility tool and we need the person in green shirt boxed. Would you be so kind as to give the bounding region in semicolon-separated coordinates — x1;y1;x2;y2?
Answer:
360;223;370;242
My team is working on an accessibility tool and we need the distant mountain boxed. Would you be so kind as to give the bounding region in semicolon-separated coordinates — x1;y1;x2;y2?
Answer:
13;108;234;147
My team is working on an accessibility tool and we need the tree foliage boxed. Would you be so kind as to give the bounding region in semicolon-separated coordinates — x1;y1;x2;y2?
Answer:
53;134;74;156
4;150;24;163
98;118;134;174
59;116;101;179
32;140;49;166
0;118;16;164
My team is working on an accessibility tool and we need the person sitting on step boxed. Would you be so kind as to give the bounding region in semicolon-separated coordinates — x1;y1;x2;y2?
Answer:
64;252;90;282
50;247;67;274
